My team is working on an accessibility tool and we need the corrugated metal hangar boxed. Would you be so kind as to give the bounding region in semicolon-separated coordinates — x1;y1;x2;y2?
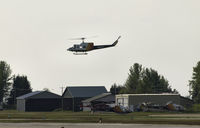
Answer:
116;93;193;109
62;86;107;111
17;91;61;112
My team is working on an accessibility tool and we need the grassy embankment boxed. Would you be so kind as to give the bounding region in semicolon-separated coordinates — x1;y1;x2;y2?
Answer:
0;110;200;125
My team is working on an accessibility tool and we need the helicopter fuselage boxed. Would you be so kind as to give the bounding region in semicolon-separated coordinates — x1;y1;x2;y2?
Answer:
67;36;121;53
68;42;94;52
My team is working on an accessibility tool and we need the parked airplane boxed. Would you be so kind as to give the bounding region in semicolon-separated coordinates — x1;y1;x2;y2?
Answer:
67;36;121;55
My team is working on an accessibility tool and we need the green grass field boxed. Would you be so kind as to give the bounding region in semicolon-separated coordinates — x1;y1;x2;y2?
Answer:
0;110;200;125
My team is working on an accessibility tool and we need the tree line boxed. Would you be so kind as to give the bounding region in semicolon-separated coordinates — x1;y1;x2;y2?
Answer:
0;61;32;108
110;63;178;95
110;62;200;104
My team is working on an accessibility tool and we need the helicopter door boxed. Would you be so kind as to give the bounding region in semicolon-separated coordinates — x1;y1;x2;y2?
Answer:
86;43;94;51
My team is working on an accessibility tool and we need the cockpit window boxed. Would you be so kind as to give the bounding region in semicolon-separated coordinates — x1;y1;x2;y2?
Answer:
74;45;79;48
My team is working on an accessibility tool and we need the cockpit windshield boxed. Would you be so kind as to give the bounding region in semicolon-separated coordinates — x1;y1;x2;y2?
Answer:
74;45;80;48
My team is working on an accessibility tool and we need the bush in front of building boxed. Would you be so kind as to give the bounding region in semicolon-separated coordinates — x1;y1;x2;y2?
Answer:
186;104;200;113
191;104;200;112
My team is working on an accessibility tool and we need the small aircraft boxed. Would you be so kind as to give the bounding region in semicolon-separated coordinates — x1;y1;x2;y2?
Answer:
67;36;121;55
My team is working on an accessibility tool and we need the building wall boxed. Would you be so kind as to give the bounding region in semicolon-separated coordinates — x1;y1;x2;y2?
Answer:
116;94;182;108
63;98;73;110
25;98;61;112
116;95;129;107
129;95;180;106
17;99;25;112
63;97;88;111
74;97;88;111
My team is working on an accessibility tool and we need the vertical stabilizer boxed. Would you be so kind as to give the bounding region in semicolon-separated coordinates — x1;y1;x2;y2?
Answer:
112;36;121;46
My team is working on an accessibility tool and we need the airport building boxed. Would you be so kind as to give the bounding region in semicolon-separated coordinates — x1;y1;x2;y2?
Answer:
116;93;193;109
62;86;107;111
16;91;61;112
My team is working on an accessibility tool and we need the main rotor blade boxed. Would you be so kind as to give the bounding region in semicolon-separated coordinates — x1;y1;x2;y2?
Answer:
68;36;98;41
68;37;86;40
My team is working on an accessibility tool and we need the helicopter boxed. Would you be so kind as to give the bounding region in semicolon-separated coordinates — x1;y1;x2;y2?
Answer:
67;36;121;55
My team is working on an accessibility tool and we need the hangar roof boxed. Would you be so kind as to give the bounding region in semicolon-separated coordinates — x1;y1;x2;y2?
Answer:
16;91;61;100
116;93;180;97
62;86;107;98
82;93;112;103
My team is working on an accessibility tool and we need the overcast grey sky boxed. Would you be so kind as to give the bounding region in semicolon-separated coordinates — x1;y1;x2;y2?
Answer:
0;0;200;96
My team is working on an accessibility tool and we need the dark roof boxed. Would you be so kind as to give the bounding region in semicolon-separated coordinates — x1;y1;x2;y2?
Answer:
16;91;61;100
63;86;107;98
82;93;112;103
95;94;115;102
16;91;42;100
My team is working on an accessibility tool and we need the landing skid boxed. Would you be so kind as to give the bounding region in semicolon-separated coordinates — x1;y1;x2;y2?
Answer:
73;52;88;55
